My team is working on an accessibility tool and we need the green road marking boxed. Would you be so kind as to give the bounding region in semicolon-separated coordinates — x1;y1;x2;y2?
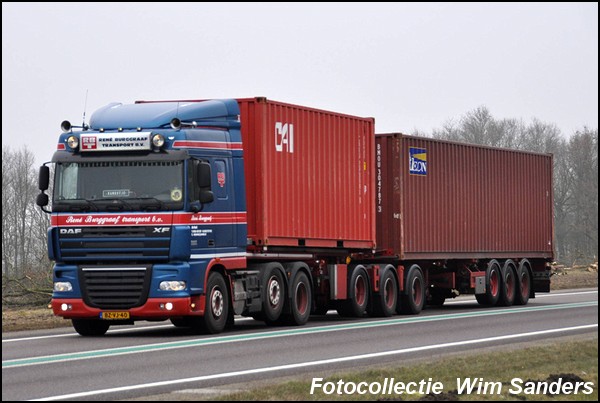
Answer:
3;301;597;368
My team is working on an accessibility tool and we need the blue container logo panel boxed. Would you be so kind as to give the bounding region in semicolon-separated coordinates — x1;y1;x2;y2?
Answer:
409;147;428;176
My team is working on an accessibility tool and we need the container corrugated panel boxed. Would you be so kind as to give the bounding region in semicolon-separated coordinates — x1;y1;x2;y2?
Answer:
376;133;554;260
238;98;376;249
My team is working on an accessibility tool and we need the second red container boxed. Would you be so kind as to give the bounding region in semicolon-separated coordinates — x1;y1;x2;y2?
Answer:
376;133;554;260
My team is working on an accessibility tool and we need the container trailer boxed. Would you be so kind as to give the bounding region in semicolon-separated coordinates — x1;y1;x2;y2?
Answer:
36;97;553;336
376;133;553;311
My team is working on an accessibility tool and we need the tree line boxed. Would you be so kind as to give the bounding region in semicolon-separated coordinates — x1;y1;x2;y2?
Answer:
1;107;597;305
2;147;52;305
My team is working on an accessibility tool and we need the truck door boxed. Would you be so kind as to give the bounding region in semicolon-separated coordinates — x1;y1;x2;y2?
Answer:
186;157;236;252
210;158;234;249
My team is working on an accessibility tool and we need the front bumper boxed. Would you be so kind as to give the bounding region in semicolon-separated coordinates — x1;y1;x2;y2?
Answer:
52;296;206;320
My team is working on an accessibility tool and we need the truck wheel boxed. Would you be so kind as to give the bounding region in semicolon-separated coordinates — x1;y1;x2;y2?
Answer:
72;319;110;336
400;265;425;314
372;267;397;317
498;260;517;306
263;266;286;324
476;260;501;306
288;271;312;326
514;262;531;305
201;272;229;334
337;266;369;317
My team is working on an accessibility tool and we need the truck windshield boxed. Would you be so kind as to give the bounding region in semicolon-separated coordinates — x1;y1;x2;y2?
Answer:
53;160;184;212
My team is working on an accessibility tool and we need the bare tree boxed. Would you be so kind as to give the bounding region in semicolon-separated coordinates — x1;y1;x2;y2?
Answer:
2;147;53;305
433;106;523;149
552;148;574;261
566;128;598;262
2;148;16;276
518;118;563;154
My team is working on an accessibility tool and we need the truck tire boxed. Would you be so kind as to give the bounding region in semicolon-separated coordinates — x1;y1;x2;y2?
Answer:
287;271;312;326
400;265;425;314
372;266;397;317
337;266;369;317
498;260;517;306
262;265;286;324
514;262;531;305
72;319;110;336
476;260;501;306
201;272;229;334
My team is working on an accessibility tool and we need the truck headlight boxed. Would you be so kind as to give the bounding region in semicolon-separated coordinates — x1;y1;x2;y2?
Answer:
54;282;73;292
159;281;186;291
67;135;79;150
152;134;165;148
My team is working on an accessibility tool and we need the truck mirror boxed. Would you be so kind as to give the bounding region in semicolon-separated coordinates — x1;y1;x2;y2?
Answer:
197;161;212;189
36;193;49;207
190;160;214;213
39;165;50;191
199;190;214;204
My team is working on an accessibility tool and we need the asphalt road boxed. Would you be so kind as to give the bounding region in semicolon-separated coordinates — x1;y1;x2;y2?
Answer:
2;288;597;401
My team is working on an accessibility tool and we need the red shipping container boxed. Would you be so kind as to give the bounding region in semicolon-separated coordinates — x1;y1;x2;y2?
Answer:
238;98;376;250
376;133;554;260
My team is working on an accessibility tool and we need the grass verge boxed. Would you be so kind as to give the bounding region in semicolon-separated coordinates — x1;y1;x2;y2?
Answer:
216;337;597;401
1;305;67;332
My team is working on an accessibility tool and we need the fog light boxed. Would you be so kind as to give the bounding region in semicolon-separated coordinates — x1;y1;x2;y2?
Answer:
60;303;72;311
165;302;173;311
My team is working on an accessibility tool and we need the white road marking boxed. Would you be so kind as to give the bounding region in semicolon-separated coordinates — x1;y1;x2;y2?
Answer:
31;324;598;401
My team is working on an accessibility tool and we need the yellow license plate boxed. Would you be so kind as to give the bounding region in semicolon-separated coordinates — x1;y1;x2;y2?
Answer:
100;311;130;320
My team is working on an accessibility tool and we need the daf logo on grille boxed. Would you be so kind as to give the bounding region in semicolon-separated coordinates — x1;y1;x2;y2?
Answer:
153;227;170;233
60;228;82;234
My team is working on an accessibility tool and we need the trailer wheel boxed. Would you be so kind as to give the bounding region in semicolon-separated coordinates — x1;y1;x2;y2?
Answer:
498;260;517;306
288;271;312;326
262;266;286;324
337;266;369;317
514;262;531;305
476;260;501;306
200;272;229;334
400;265;425;314
372;267;397;317
72;319;110;336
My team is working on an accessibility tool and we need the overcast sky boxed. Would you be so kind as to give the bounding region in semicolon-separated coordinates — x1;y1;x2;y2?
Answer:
3;2;598;165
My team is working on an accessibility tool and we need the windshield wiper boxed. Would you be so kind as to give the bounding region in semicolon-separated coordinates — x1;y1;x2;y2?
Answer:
101;198;134;211
62;199;100;212
133;197;168;211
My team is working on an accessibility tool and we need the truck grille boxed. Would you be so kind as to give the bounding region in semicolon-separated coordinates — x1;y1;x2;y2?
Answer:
80;266;151;309
59;226;171;262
